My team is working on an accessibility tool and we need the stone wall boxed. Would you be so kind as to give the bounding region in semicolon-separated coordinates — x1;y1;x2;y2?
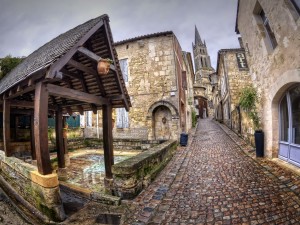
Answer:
217;49;253;140
82;33;187;141
237;0;300;157
0;150;65;222
114;34;182;140
112;140;177;199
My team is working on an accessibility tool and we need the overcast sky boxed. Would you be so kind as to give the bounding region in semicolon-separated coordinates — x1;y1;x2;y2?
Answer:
0;0;239;69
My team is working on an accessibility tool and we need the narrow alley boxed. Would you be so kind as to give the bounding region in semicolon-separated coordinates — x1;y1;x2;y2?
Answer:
128;119;300;224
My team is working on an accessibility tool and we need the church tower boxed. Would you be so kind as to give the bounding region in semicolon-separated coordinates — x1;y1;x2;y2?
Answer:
192;26;215;118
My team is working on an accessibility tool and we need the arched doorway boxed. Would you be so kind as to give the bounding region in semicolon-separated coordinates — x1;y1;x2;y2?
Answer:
153;106;172;140
278;84;300;166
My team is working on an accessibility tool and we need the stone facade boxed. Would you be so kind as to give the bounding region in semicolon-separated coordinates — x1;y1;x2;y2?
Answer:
82;32;194;141
215;48;252;143
236;0;300;159
192;26;215;118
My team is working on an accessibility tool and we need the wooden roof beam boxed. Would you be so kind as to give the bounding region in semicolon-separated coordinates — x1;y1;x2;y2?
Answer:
47;83;109;105
10;100;57;111
61;69;84;81
46;20;104;79
68;59;97;76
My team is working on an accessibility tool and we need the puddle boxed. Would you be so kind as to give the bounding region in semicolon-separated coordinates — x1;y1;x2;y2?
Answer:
66;154;131;191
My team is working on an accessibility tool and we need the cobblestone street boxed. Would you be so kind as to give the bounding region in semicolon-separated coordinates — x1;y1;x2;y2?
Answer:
128;119;300;224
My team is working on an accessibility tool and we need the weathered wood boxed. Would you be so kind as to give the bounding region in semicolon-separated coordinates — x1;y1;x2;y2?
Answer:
34;82;52;175
47;84;109;105
3;98;11;157
10;100;57;111
63;117;68;154
6;86;35;100
102;104;114;179
61;69;84;81
103;20;129;111
46;20;104;79
55;108;65;168
77;106;84;115
68;59;98;76
66;107;73;116
77;46;101;62
30;114;36;160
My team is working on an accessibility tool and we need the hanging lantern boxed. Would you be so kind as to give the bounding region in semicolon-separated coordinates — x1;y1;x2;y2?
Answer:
97;58;113;75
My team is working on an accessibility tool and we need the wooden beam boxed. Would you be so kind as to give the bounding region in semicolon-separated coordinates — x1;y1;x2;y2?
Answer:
91;104;97;114
30;114;36;160
103;20;130;111
66;107;73;116
63;117;68;154
61;69;83;81
3;98;11;157
5;86;35;100
55;108;65;168
68;59;98;76
10;100;57;111
77;46;101;62
34;82;52;175
77;106;84;115
47;84;109;105
46;20;104;79
102;104;114;179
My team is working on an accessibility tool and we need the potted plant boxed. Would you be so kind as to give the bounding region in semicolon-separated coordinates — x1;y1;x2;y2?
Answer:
97;58;113;75
239;85;264;157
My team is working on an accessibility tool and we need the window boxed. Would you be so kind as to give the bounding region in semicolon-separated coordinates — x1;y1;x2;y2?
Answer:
116;108;129;128
291;0;300;14
86;111;93;127
259;9;277;49
119;59;128;83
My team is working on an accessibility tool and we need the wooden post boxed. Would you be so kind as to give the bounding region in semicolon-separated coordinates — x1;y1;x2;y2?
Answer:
55;108;65;168
102;104;114;179
63;117;68;154
34;82;52;175
30;114;36;160
3;98;11;157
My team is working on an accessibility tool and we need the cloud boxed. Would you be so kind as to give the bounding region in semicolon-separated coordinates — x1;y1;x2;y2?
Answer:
0;0;239;68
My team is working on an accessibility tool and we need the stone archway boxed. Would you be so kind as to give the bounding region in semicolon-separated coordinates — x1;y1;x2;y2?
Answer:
153;106;172;140
147;101;179;140
265;69;300;158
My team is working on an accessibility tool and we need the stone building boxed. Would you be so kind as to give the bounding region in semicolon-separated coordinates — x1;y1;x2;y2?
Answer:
214;48;253;141
192;26;215;118
83;32;194;140
236;0;300;164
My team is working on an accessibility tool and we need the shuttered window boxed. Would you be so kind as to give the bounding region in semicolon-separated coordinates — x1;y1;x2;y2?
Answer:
86;111;93;127
119;59;128;83
116;108;129;128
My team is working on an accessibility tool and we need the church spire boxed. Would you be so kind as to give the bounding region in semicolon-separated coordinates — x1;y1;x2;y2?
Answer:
195;25;203;45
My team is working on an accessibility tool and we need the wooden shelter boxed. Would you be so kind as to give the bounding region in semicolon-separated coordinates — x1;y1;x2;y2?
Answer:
0;15;131;178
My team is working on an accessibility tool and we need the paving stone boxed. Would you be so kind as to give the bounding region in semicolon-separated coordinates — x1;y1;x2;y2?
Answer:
123;119;300;224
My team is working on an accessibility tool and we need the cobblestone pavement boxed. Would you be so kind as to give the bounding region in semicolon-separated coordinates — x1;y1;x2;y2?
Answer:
126;119;300;224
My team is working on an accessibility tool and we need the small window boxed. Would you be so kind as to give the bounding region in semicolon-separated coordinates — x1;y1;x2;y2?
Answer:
119;59;128;83
259;9;277;49
86;111;93;127
116;108;129;128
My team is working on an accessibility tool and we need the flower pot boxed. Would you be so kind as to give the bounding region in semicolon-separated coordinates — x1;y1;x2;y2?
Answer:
97;59;111;75
254;130;264;157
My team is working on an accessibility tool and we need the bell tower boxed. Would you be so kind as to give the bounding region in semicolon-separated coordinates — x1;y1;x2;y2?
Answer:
192;26;215;117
